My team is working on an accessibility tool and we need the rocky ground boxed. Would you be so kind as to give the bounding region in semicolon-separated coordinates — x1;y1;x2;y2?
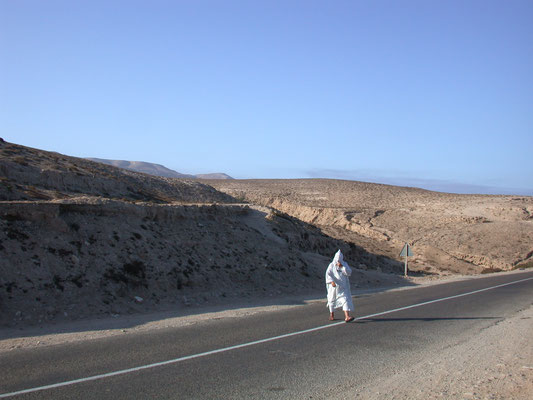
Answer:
2;197;407;327
0;140;233;204
206;179;533;275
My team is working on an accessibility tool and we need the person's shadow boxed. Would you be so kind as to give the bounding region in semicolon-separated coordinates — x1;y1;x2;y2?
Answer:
354;316;501;323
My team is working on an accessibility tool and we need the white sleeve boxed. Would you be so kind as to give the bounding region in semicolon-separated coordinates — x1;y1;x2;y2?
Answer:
341;262;352;277
325;264;335;284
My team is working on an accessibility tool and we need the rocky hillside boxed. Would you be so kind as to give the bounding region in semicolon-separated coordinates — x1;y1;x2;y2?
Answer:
3;140;530;328
0;142;234;204
206;179;533;275
0;141;404;327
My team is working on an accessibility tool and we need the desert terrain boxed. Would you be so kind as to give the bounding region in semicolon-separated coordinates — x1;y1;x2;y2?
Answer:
1;139;532;399
0;140;411;328
1;139;532;328
206;179;533;275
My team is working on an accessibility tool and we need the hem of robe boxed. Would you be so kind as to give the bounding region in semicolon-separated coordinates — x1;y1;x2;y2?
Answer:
326;284;354;312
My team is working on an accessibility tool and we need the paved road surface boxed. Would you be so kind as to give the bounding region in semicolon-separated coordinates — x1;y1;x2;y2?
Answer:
1;271;532;399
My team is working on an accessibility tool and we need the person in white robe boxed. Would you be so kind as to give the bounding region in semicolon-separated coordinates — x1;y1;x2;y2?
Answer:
325;249;355;322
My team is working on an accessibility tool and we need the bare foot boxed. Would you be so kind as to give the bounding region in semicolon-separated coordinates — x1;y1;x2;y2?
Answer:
329;313;335;321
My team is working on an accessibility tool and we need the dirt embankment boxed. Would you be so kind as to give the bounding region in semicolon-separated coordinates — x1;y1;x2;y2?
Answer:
0;197;411;327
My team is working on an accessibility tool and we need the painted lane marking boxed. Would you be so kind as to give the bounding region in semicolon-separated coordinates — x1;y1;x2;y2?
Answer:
1;275;532;398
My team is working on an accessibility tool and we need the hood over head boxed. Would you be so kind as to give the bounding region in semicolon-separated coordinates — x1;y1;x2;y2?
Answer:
333;249;344;265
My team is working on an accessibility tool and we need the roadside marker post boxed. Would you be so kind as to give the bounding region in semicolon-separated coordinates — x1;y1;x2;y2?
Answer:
400;243;413;277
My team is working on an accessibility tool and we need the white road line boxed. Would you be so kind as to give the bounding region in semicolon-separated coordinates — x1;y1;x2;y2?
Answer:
1;275;532;398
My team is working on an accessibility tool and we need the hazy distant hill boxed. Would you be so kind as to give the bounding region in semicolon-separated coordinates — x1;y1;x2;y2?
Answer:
87;158;233;180
195;173;233;180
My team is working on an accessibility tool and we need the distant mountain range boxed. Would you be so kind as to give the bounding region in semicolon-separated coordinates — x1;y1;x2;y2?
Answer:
87;158;233;180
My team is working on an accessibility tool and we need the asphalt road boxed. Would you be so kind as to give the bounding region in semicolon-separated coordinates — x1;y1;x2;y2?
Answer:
1;271;532;399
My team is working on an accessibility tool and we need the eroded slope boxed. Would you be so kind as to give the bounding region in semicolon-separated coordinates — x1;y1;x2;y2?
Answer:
207;179;533;274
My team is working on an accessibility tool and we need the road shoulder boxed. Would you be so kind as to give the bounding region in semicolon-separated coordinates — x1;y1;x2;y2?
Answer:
350;303;533;399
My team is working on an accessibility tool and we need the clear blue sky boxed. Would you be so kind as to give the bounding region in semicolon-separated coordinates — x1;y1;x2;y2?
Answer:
1;0;532;195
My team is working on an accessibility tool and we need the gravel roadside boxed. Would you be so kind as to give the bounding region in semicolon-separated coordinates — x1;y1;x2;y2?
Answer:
350;303;533;400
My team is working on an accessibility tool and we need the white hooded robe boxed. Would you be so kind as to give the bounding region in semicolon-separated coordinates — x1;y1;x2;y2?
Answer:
325;250;354;312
